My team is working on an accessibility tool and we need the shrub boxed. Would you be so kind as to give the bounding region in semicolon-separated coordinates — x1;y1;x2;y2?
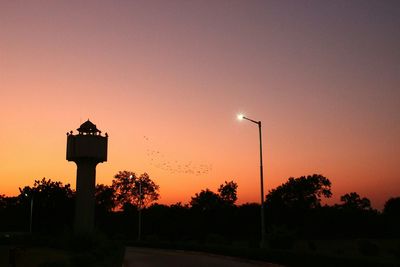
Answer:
357;239;380;256
267;225;295;249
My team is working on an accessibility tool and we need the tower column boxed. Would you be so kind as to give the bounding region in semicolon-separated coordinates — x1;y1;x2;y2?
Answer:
75;160;98;235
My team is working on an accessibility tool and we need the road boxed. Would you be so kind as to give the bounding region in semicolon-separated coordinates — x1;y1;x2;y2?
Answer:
123;247;284;267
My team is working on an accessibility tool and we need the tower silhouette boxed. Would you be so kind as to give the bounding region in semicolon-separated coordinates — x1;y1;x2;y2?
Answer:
66;120;108;235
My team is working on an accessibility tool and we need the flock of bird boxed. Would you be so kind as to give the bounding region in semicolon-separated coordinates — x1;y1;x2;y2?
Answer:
143;136;212;176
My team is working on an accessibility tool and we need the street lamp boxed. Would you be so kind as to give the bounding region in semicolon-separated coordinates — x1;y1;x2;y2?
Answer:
237;113;266;247
130;175;142;242
24;193;34;233
138;179;142;242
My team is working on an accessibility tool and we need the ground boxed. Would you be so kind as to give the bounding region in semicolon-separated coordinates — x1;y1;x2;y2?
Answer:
123;247;284;267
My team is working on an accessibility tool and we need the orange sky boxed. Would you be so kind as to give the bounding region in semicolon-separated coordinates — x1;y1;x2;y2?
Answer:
1;1;399;209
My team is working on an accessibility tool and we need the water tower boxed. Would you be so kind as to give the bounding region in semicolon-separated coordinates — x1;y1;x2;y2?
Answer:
66;120;108;235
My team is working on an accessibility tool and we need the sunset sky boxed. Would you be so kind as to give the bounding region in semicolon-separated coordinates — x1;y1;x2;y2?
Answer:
1;1;399;209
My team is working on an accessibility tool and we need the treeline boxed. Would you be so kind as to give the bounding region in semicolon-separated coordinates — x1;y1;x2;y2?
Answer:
0;173;399;246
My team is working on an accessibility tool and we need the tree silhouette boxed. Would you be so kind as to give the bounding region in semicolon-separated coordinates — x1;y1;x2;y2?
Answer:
383;197;400;237
18;178;74;232
95;184;116;212
190;189;222;211
383;197;400;217
0;195;24;231
218;180;238;206
112;171;160;209
19;178;74;200
266;174;332;210
339;192;371;210
3;174;400;241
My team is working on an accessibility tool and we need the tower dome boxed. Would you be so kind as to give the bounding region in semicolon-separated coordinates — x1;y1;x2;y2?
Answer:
77;120;100;135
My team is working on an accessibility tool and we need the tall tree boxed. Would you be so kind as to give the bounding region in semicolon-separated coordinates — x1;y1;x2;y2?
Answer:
19;178;74;206
383;197;400;237
383;197;400;217
218;180;238;205
18;178;74;232
95;184;116;212
339;192;372;210
190;189;222;211
266;174;332;210
112;171;160;209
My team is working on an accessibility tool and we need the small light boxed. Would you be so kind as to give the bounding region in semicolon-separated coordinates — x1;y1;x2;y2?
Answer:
237;114;244;120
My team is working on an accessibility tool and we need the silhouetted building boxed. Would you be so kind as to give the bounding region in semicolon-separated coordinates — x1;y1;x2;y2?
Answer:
66;120;108;235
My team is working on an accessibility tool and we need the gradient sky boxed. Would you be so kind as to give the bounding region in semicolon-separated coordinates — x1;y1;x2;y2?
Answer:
1;1;399;209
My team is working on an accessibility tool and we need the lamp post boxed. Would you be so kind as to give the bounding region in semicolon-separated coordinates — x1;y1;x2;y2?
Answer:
237;114;266;247
138;180;142;242
24;193;34;233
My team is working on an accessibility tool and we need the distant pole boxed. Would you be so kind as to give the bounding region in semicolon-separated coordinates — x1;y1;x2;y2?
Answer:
29;196;34;233
138;180;142;242
237;114;266;247
25;193;34;233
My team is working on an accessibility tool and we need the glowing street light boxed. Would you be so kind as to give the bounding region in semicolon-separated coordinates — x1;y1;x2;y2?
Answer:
237;113;266;247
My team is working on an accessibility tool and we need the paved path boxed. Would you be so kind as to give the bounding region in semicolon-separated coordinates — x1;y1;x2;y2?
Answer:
123;247;283;267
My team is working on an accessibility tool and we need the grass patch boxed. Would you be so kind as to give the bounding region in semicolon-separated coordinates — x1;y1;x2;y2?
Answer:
0;232;124;267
